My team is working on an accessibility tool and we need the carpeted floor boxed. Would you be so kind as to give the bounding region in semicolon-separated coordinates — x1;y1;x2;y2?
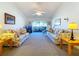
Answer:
3;32;67;56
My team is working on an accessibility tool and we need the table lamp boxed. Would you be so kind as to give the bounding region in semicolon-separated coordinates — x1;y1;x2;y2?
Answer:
68;22;78;40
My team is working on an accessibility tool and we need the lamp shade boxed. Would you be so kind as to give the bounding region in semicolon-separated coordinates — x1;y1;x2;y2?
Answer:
68;22;78;29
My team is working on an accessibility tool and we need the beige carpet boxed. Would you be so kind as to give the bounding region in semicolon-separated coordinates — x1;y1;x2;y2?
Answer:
3;32;67;56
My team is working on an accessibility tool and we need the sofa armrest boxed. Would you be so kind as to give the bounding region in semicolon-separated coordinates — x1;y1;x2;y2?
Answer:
19;33;29;44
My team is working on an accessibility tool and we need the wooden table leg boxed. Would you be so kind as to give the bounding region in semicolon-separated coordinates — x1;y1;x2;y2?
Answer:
60;39;63;49
0;42;3;56
67;44;73;56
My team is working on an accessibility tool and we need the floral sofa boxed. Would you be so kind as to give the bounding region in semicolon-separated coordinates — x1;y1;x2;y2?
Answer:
0;28;29;47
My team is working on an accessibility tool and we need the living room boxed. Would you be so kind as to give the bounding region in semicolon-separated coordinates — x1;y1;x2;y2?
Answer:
0;2;79;56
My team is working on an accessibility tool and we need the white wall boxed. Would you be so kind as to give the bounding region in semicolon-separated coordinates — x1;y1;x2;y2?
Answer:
52;2;79;29
26;18;51;23
0;2;26;30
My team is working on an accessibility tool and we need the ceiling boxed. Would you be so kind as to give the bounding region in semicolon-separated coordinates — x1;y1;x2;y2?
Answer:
14;2;62;22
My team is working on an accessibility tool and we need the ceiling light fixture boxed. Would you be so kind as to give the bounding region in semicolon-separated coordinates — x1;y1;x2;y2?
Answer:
35;12;42;16
32;10;45;16
32;3;46;16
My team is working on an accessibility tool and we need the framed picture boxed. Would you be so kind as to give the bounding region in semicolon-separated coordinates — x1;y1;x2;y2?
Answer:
55;18;61;25
4;13;15;24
